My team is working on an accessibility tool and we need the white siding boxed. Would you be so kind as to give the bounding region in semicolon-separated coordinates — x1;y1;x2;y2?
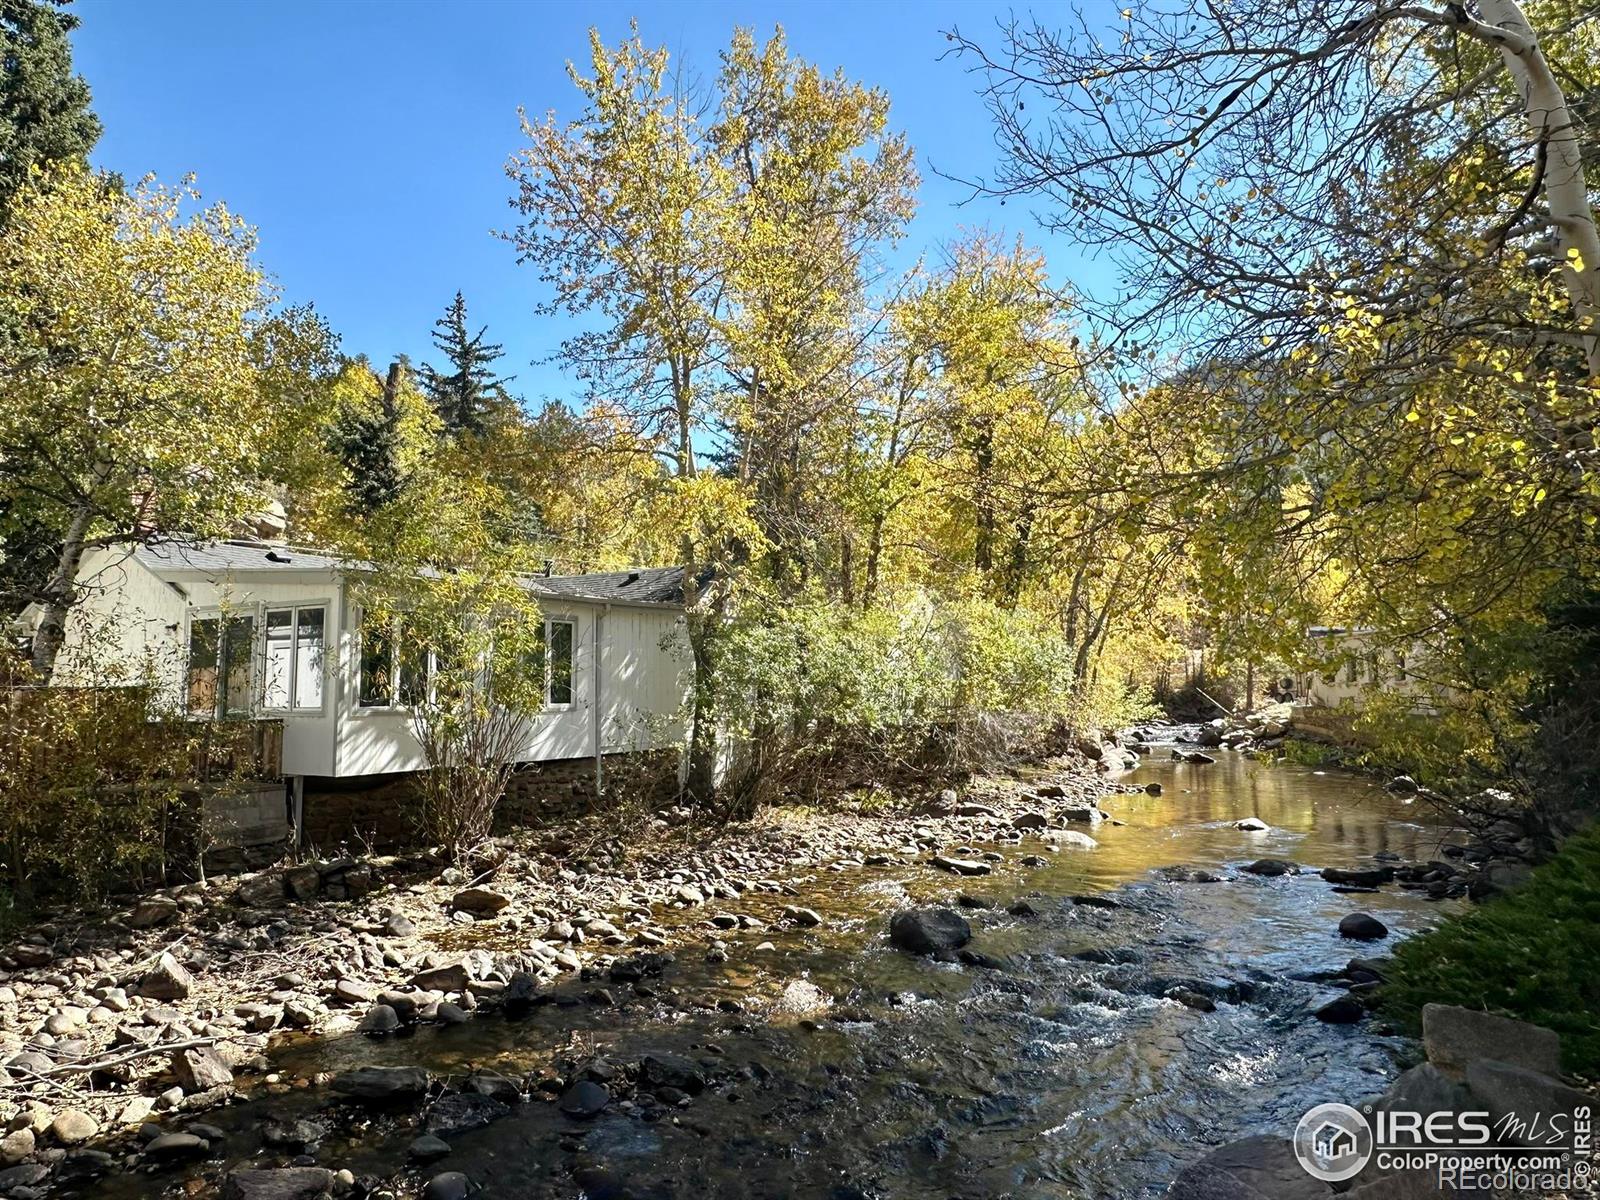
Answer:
56;549;690;781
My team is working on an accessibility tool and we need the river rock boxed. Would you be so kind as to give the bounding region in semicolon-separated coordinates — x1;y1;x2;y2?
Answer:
1168;1134;1333;1199
0;1164;51;1190
359;1004;401;1034
1337;913;1388;941
234;872;286;907
172;1045;234;1091
51;1109;98;1144
424;1093;510;1139
640;1052;705;1093
1234;818;1270;832
1314;995;1365;1024
1012;812;1049;829
0;1128;33;1165
1322;867;1396;888
422;1172;472;1200
888;908;972;956
452;888;511;916
222;1167;335;1200
128;897;179;928
1243;859;1297;876
330;1065;430;1102
1040;829;1098;852
1158;866;1225;883
409;1135;452;1162
138;952;194;1000
1376;1063;1473;1116
781;905;822;927
558;1080;610;1119
930;855;991;876
1422;1004;1561;1081
145;1132;210;1160
412;960;471;991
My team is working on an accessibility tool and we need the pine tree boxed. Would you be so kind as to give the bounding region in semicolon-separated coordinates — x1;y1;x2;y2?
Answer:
326;361;407;516
418;291;511;437
0;0;102;226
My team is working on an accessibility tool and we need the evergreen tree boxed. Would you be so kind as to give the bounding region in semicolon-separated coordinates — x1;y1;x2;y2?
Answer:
326;361;407;516
0;0;101;226
418;291;510;437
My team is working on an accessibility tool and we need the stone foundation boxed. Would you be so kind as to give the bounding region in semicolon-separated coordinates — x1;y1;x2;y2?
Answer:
299;751;680;851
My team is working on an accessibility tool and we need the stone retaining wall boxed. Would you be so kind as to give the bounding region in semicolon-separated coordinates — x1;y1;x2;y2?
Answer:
300;751;681;851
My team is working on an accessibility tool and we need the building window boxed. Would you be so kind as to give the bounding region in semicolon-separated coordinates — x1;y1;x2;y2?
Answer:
187;614;255;718
359;612;399;707
535;619;575;707
263;605;325;712
358;611;443;708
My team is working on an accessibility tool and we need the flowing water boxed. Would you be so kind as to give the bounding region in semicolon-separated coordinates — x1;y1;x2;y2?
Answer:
94;746;1463;1200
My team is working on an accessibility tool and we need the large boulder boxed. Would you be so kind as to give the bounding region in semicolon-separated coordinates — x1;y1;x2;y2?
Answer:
171;1045;233;1091
1168;1135;1332;1199
1337;913;1388;941
1465;1061;1589;1139
1376;1063;1473;1117
138;952;194;1000
888;908;972;956
329;1065;431;1102
1422;1004;1561;1081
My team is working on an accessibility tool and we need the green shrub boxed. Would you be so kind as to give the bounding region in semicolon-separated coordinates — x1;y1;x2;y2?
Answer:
1380;824;1600;1074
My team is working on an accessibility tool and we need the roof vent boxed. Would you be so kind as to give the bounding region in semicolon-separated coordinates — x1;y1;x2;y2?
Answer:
622;571;640;586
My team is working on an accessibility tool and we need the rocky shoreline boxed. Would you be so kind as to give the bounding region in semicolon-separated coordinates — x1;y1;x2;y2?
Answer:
0;749;1134;1194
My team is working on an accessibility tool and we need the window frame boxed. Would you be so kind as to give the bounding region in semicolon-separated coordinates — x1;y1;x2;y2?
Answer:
260;601;330;716
537;616;577;711
183;609;258;720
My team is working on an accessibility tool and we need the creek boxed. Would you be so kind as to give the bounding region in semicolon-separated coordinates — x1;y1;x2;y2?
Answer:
90;743;1460;1200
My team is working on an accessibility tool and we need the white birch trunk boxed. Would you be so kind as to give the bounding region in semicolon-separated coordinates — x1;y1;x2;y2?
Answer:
1470;0;1600;379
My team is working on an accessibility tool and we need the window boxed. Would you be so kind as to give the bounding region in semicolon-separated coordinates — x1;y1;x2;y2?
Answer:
534;618;575;708
262;605;325;712
187;614;255;718
359;612;399;707
358;611;447;708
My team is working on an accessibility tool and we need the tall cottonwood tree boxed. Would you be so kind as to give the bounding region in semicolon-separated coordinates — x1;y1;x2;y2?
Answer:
0;169;331;675
508;24;917;801
954;0;1600;782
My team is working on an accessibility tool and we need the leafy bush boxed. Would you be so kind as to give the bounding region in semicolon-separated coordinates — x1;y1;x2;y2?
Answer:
1379;824;1600;1074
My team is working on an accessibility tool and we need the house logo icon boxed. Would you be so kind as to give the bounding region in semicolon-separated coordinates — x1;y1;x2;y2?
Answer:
1293;1103;1373;1182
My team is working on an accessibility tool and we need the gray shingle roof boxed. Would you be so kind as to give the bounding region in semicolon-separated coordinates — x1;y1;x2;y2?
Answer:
134;540;348;574
526;566;686;606
131;540;685;608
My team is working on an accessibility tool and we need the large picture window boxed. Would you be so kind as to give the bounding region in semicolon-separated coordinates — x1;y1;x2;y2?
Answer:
187;614;255;718
262;605;325;712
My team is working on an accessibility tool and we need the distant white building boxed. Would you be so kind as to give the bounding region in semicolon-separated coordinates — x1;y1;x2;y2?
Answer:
1300;625;1426;709
31;540;690;846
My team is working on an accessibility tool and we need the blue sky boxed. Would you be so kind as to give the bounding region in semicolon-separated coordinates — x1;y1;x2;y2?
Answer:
71;0;1111;409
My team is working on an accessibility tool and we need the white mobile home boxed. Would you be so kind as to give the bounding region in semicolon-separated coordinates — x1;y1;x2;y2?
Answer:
41;540;690;843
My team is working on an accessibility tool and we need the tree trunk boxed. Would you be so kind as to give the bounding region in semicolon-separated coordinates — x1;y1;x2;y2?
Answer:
30;498;98;680
1467;0;1600;378
683;607;719;804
